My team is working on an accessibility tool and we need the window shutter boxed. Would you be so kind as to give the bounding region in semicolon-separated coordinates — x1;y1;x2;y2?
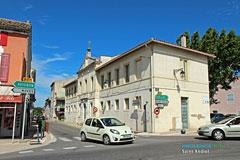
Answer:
0;53;11;82
0;32;8;46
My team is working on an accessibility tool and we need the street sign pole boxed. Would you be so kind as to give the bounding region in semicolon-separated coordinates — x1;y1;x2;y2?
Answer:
21;93;28;140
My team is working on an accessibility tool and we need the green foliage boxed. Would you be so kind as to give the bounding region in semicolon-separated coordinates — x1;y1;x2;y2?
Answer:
34;107;43;116
176;28;240;104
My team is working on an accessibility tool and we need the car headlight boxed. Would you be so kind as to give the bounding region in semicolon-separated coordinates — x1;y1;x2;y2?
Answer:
110;129;120;134
202;127;210;131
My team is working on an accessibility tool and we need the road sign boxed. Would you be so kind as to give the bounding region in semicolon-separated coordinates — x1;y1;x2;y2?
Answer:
23;77;33;82
155;99;169;104
12;88;35;94
93;107;98;112
156;95;168;100
132;99;140;105
154;107;160;115
13;81;35;89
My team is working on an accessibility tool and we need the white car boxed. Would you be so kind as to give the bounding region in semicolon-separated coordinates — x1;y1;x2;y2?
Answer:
80;117;135;144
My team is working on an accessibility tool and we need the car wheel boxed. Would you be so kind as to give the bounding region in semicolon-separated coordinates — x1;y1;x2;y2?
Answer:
103;135;111;145
212;130;224;140
81;132;87;142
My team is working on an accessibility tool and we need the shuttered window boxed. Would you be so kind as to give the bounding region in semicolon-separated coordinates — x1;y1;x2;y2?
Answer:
0;53;10;82
0;32;8;46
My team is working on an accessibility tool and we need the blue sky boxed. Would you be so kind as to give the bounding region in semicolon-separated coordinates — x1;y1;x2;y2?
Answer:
1;0;240;107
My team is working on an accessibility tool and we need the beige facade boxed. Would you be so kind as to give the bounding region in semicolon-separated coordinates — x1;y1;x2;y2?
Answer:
50;77;76;120
63;38;214;133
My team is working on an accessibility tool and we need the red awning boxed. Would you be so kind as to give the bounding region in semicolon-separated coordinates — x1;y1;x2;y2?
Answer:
0;95;22;103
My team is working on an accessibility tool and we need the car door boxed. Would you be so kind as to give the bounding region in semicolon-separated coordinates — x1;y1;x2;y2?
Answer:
225;118;240;136
88;118;105;140
83;118;92;138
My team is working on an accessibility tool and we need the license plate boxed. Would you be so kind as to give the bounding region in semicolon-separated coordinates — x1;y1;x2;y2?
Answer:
122;135;131;138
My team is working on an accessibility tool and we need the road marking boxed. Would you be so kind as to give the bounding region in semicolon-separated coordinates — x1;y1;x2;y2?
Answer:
42;149;55;152
84;145;96;148
19;150;34;154
58;137;72;142
63;147;78;150
73;137;82;141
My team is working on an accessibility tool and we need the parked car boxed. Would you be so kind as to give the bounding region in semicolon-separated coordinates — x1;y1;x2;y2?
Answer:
80;117;135;145
224;114;237;118
210;113;225;123
198;116;240;140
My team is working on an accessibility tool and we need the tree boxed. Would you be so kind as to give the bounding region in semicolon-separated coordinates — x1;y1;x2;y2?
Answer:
34;107;43;116
176;28;240;104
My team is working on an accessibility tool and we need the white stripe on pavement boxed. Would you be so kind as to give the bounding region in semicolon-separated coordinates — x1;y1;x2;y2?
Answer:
58;137;72;142
73;137;82;141
19;150;34;154
84;145;96;148
42;149;55;152
63;147;78;150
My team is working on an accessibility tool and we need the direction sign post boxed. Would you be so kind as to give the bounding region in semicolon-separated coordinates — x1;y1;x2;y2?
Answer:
13;81;35;89
155;95;168;100
12;88;35;94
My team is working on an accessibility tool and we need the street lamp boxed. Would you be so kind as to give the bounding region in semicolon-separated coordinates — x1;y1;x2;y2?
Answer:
173;68;185;79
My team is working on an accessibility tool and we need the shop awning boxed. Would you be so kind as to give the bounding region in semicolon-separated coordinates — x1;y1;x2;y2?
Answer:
0;86;22;103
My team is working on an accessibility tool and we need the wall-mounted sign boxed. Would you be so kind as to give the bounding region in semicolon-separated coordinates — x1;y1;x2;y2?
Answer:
202;96;209;104
156;95;168;100
0;95;22;103
156;99;169;104
132;99;140;105
23;77;33;82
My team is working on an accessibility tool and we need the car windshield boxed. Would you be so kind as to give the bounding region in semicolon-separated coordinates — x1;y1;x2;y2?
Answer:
100;118;125;126
216;117;233;124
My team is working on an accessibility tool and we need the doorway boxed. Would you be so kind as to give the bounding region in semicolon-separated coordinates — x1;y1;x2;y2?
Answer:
83;103;87;120
181;97;188;129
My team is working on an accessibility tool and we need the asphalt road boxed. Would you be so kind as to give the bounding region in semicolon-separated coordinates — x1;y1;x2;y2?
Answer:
1;122;240;160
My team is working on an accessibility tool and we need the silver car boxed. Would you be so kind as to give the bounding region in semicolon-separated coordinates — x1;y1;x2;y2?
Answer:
198;116;240;140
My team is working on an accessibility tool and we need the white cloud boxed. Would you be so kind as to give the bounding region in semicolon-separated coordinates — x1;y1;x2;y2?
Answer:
23;4;33;11
32;54;74;107
44;45;60;49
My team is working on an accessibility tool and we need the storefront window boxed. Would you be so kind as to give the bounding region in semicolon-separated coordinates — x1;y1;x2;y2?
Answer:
4;108;14;130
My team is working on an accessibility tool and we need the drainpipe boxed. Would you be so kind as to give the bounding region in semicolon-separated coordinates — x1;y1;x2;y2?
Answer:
145;42;154;133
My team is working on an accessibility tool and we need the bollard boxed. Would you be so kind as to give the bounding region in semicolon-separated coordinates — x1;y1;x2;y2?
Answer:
37;127;40;143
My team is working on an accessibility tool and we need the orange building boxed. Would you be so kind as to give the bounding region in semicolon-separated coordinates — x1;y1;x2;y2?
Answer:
0;18;32;138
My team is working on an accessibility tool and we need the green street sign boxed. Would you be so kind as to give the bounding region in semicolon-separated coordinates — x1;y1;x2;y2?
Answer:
156;95;168;100
13;81;35;89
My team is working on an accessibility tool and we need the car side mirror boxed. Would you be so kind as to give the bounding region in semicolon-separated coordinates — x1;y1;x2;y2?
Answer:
123;123;125;126
227;123;231;127
97;124;104;128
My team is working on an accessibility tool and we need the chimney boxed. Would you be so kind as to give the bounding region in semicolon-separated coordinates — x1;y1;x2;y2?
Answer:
181;34;186;47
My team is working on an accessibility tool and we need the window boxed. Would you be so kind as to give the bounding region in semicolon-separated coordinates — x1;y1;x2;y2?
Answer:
135;59;142;80
125;64;129;83
74;86;77;94
115;68;119;85
107;101;111;111
180;59;188;80
101;101;104;111
137;96;142;110
91;77;94;91
79;82;82;94
101;75;104;90
107;72;111;87
0;53;10;82
124;98;129;110
85;118;92;126
84;79;87;93
227;94;234;101
115;99;119;111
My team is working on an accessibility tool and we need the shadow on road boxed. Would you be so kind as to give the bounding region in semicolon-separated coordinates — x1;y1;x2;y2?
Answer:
85;139;134;146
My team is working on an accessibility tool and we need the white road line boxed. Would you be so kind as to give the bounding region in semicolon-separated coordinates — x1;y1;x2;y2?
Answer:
73;137;82;141
84;145;96;148
42;149;55;152
58;137;72;142
19;150;34;154
63;147;78;150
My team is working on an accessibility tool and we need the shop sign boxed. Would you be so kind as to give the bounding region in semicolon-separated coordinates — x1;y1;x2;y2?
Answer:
0;95;22;103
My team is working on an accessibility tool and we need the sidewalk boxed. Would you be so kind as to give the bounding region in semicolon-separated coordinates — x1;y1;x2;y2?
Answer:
0;124;53;155
135;129;198;136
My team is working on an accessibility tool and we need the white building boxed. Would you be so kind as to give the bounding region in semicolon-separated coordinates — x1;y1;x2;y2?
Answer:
65;37;214;133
